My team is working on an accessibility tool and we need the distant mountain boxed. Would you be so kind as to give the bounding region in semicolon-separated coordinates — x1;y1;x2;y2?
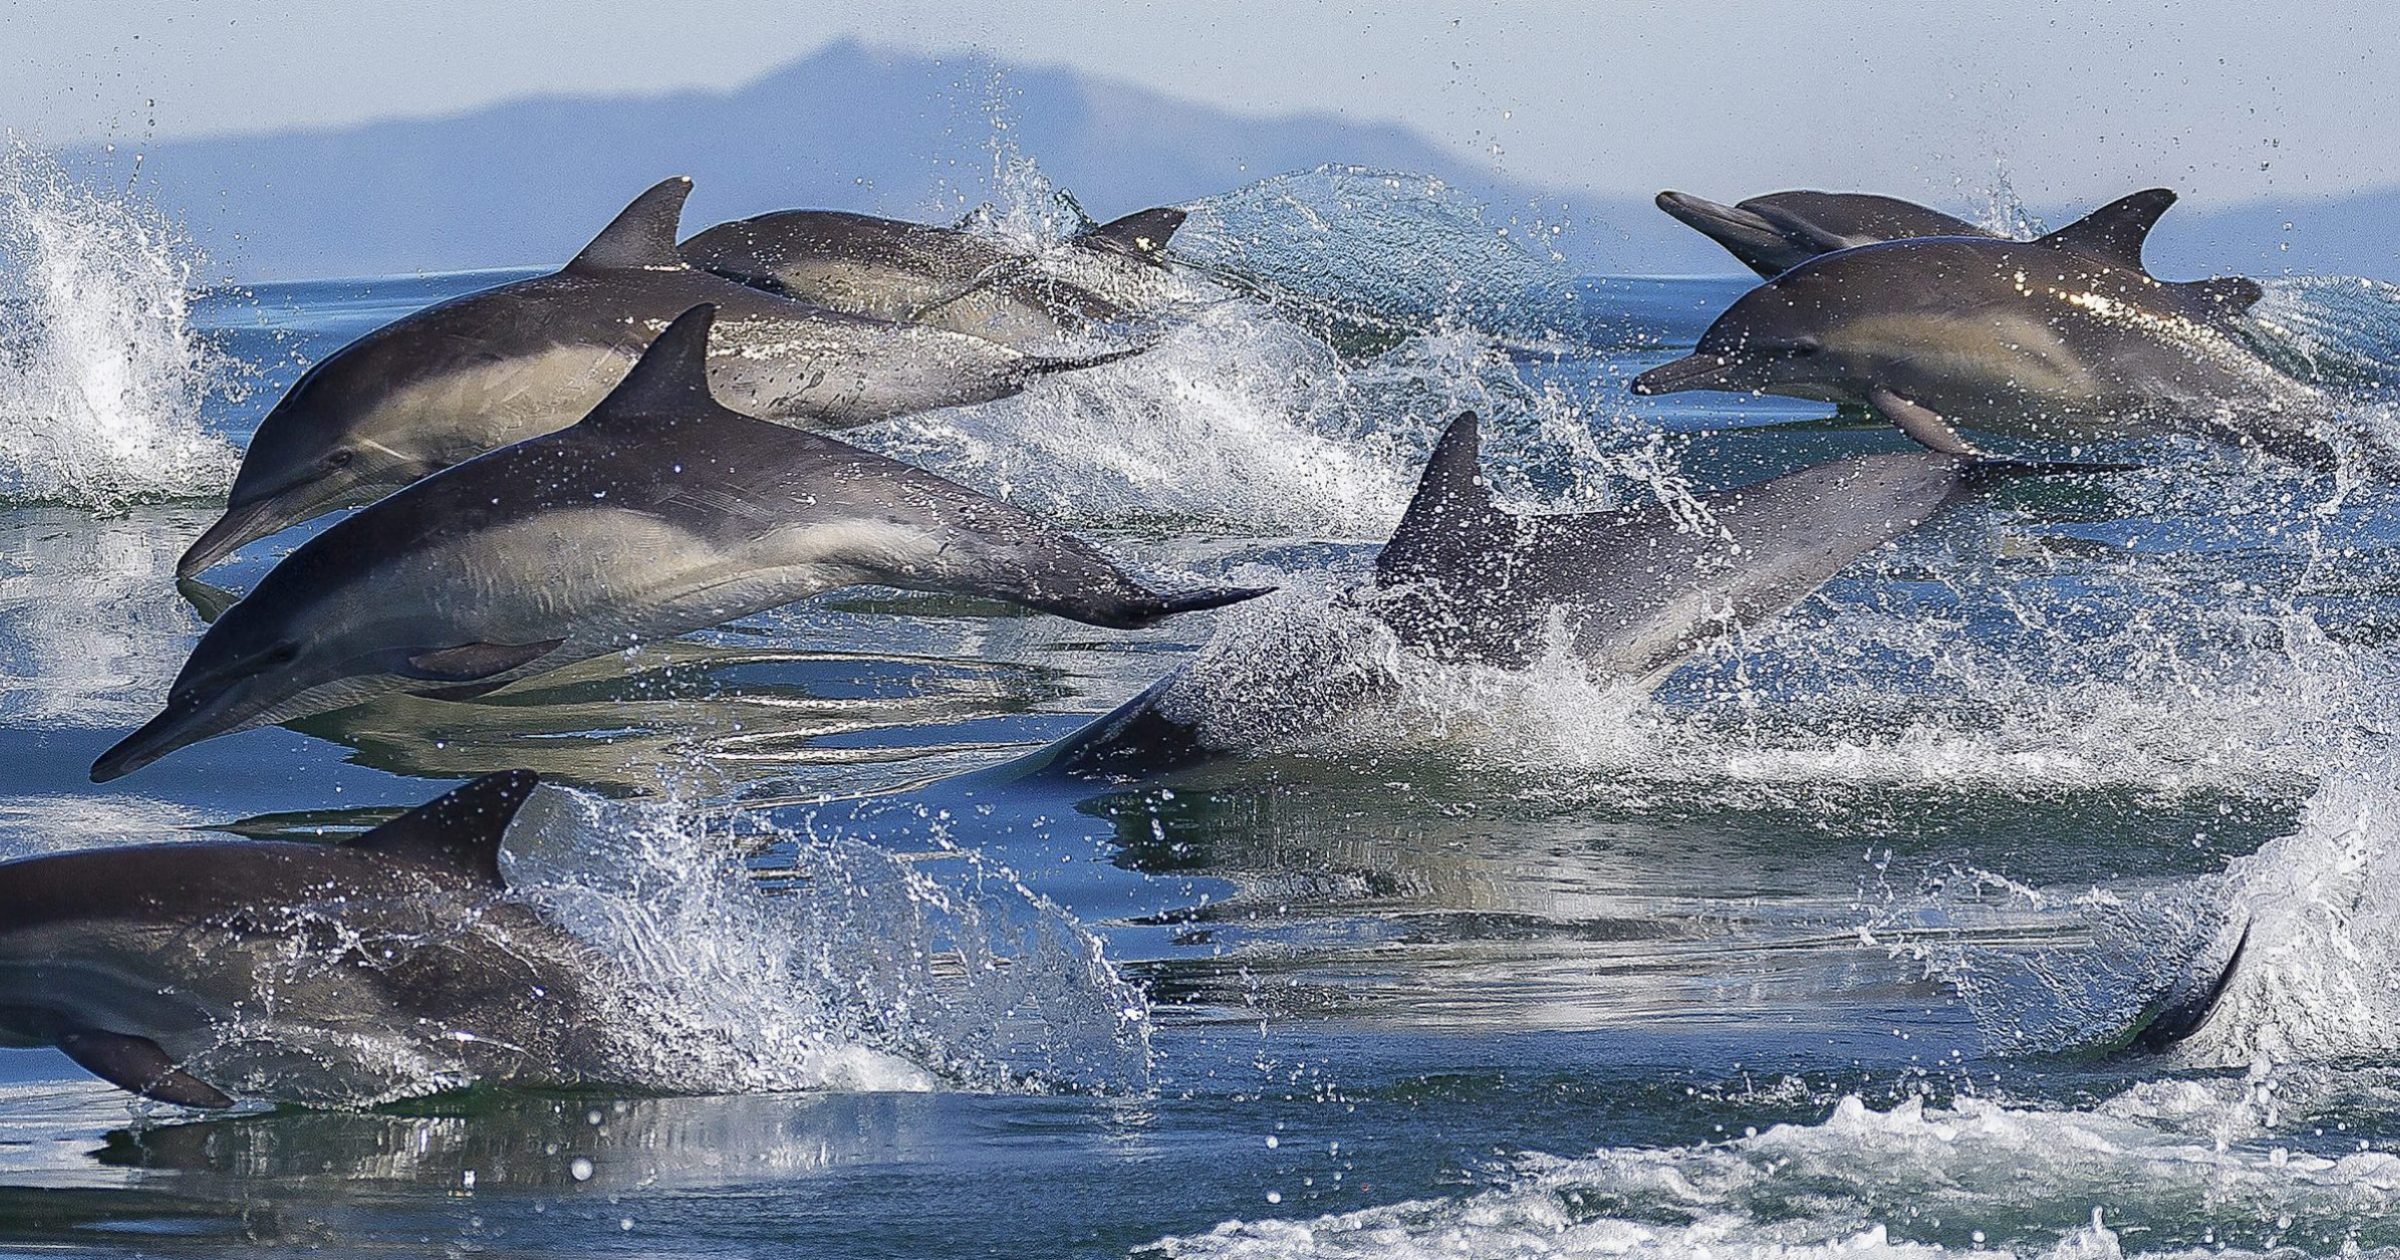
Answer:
67;38;2400;283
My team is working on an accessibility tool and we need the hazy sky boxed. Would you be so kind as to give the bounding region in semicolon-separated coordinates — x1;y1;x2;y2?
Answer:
10;1;2397;209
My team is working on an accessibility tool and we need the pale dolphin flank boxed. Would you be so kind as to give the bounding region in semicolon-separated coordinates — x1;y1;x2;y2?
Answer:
1630;190;2312;462
0;772;621;1107
1038;412;2100;777
178;177;1144;578
680;205;1186;350
97;307;1265;781
1656;189;1993;277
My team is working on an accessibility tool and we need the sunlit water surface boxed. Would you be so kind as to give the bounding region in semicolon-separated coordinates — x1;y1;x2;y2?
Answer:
6;156;2400;1257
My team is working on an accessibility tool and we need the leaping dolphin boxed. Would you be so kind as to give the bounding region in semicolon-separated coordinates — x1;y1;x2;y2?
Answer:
0;771;621;1107
179;177;1144;578
98;307;1265;781
1040;413;2101;777
1656;189;1994;278
1630;190;2314;463
681;206;1186;350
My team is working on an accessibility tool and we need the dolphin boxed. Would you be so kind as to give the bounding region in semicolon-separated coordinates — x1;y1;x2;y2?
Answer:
178;177;1144;578
1657;189;1994;277
680;205;1186;349
1037;412;2103;777
2114;922;2249;1056
0;771;621;1107
1629;190;2310;462
97;306;1265;781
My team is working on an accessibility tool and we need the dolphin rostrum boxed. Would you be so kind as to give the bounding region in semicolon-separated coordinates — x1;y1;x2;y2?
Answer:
1039;412;2101;777
1630;190;2309;462
0;771;622;1107
179;177;1144;578
680;205;1186;349
1656;189;1994;278
97;306;1265;781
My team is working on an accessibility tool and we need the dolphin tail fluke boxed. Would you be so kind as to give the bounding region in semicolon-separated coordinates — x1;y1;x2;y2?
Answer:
56;1029;233;1108
2124;921;2249;1054
1077;207;1186;262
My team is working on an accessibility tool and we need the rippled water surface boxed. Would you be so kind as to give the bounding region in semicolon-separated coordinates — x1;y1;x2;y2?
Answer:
8;160;2400;1257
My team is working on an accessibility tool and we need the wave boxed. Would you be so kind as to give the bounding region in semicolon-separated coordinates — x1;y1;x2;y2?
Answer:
1146;1079;2400;1259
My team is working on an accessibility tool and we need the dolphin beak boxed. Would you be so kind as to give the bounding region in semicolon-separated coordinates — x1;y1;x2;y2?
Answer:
177;493;289;579
1654;191;1781;242
91;695;201;782
91;685;250;783
1630;354;1734;396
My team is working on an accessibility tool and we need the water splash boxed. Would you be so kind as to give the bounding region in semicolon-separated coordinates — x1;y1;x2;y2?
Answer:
506;786;1152;1096
1971;164;2048;241
2165;770;2400;1067
0;144;237;508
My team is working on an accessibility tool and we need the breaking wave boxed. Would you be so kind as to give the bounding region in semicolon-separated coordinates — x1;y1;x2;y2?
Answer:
1147;1080;2400;1259
0;145;237;508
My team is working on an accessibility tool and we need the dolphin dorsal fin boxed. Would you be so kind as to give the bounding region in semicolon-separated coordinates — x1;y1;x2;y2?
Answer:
1388;413;1498;545
568;177;694;272
1079;207;1187;262
583;304;720;422
345;769;539;888
2039;188;2177;271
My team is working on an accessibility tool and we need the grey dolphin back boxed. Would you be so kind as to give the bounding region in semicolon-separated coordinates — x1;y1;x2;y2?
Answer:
567;177;695;273
2034;187;2262;322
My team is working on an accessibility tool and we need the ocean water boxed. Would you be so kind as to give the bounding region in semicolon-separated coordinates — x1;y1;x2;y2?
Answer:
6;153;2400;1257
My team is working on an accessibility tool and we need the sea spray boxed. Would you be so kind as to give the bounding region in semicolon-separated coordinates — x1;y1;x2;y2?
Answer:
506;784;1152;1096
0;144;237;507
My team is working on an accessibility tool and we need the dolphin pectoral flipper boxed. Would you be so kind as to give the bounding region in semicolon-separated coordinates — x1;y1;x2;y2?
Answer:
1865;388;1983;458
55;1030;233;1108
405;639;565;682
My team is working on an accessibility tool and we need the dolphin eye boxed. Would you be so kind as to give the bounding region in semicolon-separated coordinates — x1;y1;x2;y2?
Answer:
1788;337;1823;357
324;449;356;469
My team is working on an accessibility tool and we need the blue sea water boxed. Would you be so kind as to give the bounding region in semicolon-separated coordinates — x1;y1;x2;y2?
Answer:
7;156;2400;1256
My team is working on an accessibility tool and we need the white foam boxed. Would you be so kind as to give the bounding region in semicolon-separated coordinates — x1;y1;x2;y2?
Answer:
1151;1086;2400;1259
0;144;237;508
